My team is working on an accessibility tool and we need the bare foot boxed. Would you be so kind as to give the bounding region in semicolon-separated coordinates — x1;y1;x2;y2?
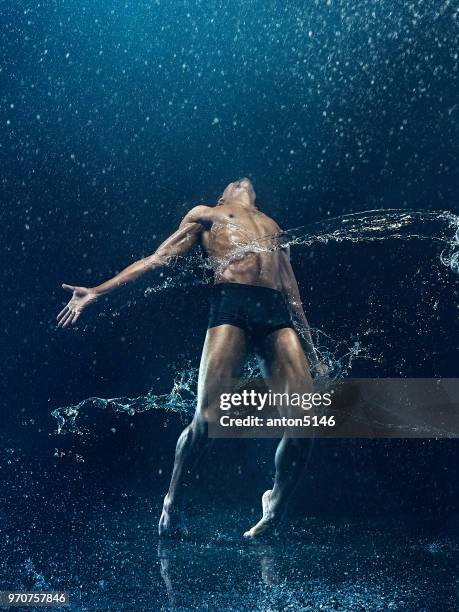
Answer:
243;490;280;539
158;495;189;539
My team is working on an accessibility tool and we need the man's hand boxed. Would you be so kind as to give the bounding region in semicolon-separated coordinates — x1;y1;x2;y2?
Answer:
305;346;329;378
56;284;98;328
313;362;330;377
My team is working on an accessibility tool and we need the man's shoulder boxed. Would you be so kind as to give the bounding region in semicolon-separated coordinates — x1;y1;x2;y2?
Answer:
260;211;282;233
259;213;288;250
188;203;213;217
182;204;216;227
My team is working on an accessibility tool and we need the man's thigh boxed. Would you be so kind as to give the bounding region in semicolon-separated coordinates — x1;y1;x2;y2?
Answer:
256;327;312;394
196;325;247;417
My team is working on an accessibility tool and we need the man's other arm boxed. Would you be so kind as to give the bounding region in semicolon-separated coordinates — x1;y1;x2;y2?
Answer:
279;245;321;369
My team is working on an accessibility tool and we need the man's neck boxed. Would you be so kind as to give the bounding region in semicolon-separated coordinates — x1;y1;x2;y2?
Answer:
226;196;258;211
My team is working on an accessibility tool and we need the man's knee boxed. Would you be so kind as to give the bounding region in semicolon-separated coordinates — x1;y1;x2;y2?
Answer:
198;372;235;414
189;418;208;440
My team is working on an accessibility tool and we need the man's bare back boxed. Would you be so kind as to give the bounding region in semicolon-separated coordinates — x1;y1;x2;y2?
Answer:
164;177;287;294
197;201;285;289
57;178;307;335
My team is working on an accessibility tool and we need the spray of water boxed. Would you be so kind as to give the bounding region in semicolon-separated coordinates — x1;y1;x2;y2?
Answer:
53;209;459;435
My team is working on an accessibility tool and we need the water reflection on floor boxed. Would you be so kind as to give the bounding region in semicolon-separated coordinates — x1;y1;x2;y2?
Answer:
2;485;457;612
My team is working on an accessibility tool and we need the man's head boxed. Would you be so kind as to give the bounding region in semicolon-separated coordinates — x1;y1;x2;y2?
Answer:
218;177;256;206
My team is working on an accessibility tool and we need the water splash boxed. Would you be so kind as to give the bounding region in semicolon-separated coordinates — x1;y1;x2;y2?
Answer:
211;209;459;278
94;209;458;320
144;255;209;296
280;209;458;252
52;367;199;435
304;328;379;380
52;330;372;435
53;208;458;435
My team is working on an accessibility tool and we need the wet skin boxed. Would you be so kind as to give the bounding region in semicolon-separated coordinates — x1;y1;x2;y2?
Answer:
57;177;323;539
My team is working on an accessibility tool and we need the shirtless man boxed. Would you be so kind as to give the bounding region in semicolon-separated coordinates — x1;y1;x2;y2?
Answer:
57;177;323;538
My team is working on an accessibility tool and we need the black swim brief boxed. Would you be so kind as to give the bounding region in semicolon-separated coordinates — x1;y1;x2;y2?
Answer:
208;282;294;341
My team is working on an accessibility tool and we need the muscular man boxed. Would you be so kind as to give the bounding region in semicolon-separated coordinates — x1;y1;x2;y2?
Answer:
57;178;323;538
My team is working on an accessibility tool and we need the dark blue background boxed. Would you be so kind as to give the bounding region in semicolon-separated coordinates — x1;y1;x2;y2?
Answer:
1;0;458;577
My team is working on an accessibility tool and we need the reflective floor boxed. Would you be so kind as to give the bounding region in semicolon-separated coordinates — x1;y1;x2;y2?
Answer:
2;484;457;611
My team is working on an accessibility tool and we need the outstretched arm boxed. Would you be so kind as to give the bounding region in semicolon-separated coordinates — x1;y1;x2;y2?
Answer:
280;246;323;372
57;205;211;327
